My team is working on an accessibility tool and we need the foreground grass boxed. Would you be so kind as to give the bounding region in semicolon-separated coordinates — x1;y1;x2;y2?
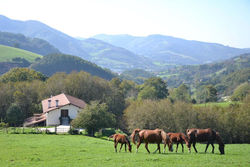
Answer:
0;133;249;167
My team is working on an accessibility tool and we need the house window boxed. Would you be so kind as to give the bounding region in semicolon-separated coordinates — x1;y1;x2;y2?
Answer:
56;100;59;107
61;109;69;117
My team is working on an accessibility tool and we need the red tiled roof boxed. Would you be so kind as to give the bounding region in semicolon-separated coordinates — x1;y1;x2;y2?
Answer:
42;93;86;113
23;113;46;127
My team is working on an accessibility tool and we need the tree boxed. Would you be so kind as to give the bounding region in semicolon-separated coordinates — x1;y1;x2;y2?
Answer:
170;84;191;102
138;86;158;100
6;103;23;126
196;85;217;103
120;80;138;99
138;77;168;100
71;101;115;136
0;68;47;83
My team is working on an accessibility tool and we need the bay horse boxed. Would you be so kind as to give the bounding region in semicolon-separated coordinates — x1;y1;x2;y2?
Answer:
109;134;132;152
131;128;162;153
186;128;225;154
167;132;189;153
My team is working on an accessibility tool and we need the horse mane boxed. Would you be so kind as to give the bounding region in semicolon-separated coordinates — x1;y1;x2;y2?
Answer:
131;129;141;144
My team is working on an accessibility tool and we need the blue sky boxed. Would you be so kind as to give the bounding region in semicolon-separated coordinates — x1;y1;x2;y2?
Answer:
0;0;250;48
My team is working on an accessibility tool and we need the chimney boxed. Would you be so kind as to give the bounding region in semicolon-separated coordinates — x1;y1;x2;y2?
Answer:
56;100;59;107
48;100;51;108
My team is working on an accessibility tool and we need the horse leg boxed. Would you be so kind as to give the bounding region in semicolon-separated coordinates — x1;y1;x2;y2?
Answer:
125;143;127;152
193;142;198;153
114;142;118;152
163;142;166;153
136;141;141;153
119;143;123;152
181;143;184;153
211;143;214;153
145;142;150;154
176;143;179;153
158;143;161;153
205;142;210;153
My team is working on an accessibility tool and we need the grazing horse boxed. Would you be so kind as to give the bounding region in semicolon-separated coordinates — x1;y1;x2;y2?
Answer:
186;128;225;154
109;134;132;152
167;132;189;153
131;128;162;153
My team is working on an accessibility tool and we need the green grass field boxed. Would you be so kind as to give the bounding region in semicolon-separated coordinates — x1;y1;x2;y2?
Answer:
194;102;238;108
0;45;42;62
0;133;249;167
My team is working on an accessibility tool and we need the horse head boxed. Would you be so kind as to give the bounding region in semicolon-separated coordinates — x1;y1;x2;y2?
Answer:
186;129;198;151
216;132;225;154
128;142;132;152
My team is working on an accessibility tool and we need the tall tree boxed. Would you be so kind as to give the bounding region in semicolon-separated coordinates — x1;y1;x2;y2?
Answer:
170;84;191;102
71;101;115;136
138;77;168;100
6;103;23;126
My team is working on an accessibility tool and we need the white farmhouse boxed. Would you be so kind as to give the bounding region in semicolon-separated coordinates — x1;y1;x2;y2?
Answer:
24;93;86;126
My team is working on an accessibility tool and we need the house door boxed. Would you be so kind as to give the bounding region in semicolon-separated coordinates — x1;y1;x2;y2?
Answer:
61;109;69;125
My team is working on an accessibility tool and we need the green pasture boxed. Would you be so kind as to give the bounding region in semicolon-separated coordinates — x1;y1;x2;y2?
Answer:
0;133;249;167
0;45;42;62
194;101;238;107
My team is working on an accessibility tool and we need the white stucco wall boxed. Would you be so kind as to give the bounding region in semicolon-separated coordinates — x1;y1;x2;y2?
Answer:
46;105;81;126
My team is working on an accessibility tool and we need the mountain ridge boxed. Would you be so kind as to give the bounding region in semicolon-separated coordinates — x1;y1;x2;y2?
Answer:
93;34;250;65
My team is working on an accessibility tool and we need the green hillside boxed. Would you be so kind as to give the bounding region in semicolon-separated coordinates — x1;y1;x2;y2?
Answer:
156;53;250;98
30;53;116;80
0;44;42;62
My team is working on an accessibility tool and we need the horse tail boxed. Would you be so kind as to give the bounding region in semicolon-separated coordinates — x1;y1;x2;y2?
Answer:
131;129;140;144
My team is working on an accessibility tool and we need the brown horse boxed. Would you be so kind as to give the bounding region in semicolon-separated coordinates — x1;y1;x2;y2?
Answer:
167;132;189;153
131;128;162;153
158;129;173;153
109;134;132;152
186;128;225;154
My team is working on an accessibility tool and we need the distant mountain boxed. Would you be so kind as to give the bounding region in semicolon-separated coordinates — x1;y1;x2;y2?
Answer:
0;31;60;55
0;15;153;72
93;34;250;65
80;38;154;72
0;15;90;60
30;53;116;80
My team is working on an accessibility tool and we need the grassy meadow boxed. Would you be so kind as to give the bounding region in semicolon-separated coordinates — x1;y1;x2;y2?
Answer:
0;45;42;62
0;132;249;167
